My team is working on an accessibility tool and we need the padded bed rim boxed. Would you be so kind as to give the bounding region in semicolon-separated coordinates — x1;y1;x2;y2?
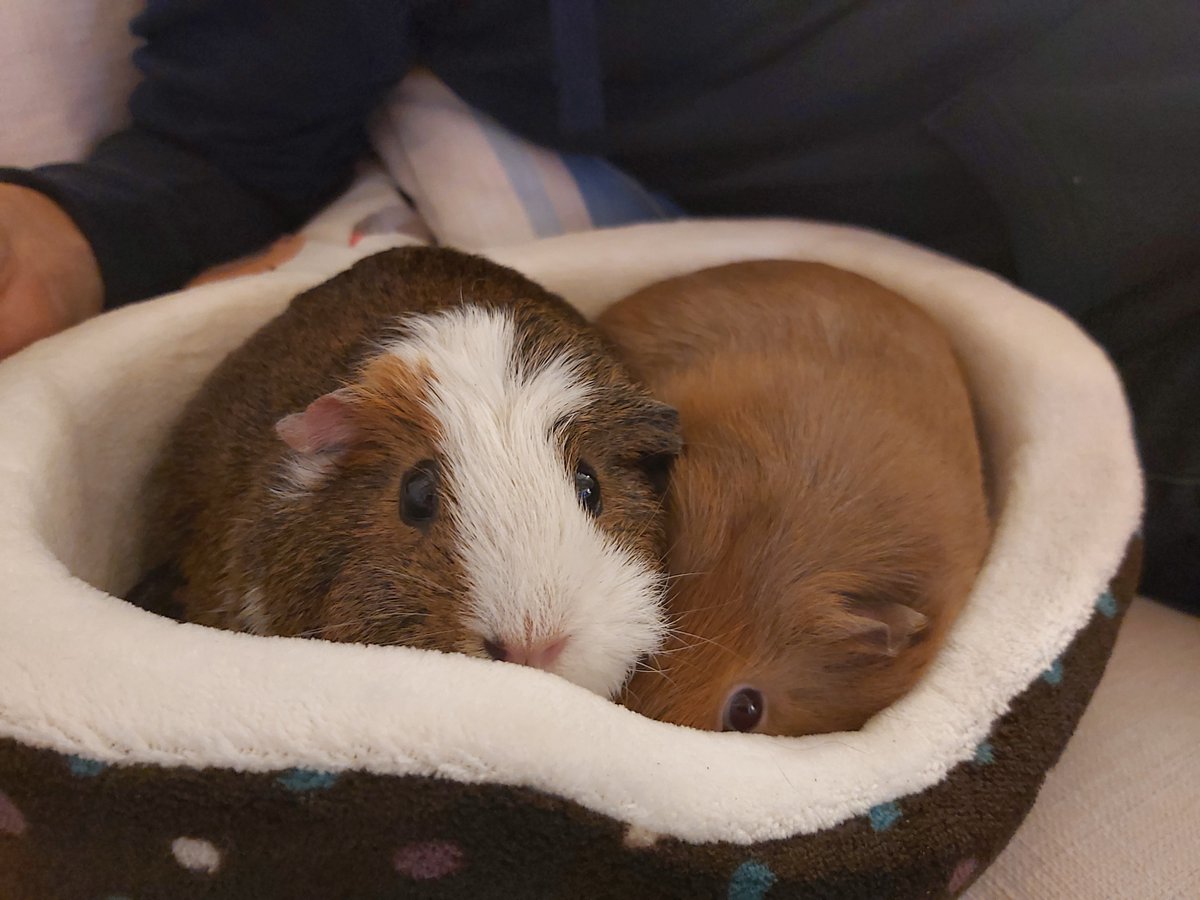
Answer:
0;220;1143;844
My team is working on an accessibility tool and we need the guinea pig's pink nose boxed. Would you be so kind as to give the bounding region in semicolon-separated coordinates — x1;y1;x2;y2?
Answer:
483;635;569;671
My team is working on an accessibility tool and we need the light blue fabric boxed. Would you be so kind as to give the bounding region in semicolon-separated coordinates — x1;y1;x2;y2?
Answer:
561;153;683;226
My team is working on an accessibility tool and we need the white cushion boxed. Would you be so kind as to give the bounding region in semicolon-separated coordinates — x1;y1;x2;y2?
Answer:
368;69;679;250
0;1;141;167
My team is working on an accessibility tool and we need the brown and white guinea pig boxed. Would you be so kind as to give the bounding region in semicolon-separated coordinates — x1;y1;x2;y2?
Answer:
597;260;991;736
139;247;681;698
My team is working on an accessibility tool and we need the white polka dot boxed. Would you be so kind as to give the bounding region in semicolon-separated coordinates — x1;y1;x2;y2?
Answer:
623;824;660;849
171;836;221;874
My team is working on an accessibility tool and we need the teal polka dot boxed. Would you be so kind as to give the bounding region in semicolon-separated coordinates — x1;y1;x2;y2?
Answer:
66;755;106;777
728;860;776;900
868;801;902;832
974;741;995;765
277;768;339;791
1095;590;1118;618
1042;659;1064;685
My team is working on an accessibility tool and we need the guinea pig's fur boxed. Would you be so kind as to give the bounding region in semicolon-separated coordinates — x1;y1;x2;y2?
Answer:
599;261;991;736
140;247;681;699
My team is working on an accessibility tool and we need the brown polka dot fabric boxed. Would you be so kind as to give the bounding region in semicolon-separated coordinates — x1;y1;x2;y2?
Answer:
0;543;1139;900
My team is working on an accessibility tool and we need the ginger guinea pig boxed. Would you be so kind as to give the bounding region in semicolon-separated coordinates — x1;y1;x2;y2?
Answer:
140;247;681;698
598;260;990;735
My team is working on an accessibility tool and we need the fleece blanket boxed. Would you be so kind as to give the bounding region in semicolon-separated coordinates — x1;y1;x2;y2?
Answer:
0;216;1141;899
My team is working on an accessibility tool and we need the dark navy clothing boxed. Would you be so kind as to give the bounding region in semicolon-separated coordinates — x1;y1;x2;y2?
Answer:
1;0;1172;312
2;0;1197;607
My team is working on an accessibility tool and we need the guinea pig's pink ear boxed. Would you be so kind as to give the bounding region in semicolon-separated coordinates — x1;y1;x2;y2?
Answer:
275;389;362;455
836;597;929;657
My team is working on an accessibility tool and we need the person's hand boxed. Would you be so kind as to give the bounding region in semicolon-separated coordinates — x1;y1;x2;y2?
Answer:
0;184;103;360
187;234;305;288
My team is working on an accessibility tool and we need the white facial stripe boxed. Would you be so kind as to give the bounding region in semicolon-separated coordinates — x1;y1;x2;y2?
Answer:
387;307;666;697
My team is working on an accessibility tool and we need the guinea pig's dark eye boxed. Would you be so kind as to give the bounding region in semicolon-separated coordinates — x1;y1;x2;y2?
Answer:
400;460;439;527
722;687;765;733
574;460;601;517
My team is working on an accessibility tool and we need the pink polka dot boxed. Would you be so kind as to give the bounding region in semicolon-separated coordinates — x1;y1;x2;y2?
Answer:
172;836;221;874
0;791;27;836
393;840;464;880
947;857;979;894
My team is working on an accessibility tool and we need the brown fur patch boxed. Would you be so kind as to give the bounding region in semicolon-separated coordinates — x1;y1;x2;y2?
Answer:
136;247;681;671
348;354;441;445
603;260;992;736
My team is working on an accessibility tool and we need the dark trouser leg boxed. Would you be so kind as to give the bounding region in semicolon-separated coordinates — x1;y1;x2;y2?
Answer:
1084;262;1200;612
920;0;1200;611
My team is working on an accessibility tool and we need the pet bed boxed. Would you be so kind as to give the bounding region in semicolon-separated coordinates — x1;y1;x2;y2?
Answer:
0;220;1142;899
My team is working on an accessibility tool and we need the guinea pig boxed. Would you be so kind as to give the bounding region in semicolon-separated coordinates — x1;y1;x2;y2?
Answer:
598;260;991;735
138;246;682;699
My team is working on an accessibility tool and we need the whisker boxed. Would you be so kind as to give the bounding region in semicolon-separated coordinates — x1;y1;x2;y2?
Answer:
663;570;710;582
668;627;748;660
366;563;454;596
662;600;737;616
626;490;669;548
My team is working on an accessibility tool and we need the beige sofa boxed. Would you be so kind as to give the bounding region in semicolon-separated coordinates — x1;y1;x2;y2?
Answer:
2;4;1196;896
